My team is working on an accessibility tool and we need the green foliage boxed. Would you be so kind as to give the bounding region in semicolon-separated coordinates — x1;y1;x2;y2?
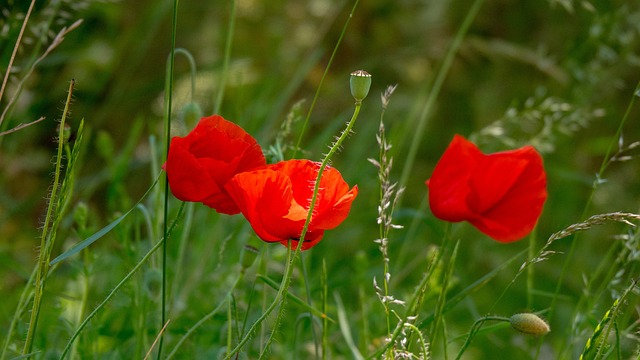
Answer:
2;0;640;359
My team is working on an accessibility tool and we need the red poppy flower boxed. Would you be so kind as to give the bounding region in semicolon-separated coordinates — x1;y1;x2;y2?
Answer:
163;115;266;214
225;159;358;250
426;135;547;242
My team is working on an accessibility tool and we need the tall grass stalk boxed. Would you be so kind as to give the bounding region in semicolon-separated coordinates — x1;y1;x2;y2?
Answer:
213;0;236;114
22;79;75;357
292;0;360;159
397;0;485;194
0;0;35;122
158;0;180;356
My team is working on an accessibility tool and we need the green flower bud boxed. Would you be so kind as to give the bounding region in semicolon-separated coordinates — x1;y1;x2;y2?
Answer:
73;202;89;231
57;123;72;143
350;70;372;103
510;313;550;336
143;268;163;300
240;245;259;269
180;102;203;128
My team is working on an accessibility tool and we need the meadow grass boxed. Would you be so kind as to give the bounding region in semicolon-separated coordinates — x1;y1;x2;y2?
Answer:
1;0;640;359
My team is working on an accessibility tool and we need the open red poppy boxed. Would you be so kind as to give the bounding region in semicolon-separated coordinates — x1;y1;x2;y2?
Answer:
163;115;266;214
225;159;358;250
426;135;547;242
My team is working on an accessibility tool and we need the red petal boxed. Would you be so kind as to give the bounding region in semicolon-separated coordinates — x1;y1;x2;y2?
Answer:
225;167;307;243
426;135;547;242
468;146;547;242
164;115;266;214
427;135;481;222
225;159;357;250
165;136;221;203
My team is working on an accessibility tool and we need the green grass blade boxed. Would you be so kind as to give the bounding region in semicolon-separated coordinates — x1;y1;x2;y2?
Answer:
49;174;160;266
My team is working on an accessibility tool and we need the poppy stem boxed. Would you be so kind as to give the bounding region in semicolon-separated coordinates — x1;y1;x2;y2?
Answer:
257;100;363;358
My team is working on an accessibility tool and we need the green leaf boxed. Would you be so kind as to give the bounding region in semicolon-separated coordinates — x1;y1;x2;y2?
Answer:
49;174;162;266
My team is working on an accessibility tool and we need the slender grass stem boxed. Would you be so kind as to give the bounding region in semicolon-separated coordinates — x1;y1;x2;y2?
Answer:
214;0;236;114
0;0;35;120
292;0;360;159
455;316;510;360
59;203;186;360
397;0;485;195
552;79;640;355
158;0;180;357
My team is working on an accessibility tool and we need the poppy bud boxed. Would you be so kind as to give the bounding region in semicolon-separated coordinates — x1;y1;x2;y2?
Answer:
350;70;372;103
240;245;259;269
57;123;71;143
143;268;162;300
180;102;203;128
73;202;89;231
509;313;550;336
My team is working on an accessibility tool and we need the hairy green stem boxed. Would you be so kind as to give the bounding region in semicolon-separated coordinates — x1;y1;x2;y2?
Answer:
23;79;74;357
225;101;362;359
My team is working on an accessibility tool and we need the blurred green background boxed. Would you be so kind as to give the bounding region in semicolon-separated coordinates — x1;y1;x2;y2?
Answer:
2;0;640;358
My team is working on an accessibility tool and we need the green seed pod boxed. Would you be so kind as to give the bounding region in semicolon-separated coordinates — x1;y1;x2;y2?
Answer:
240;245;259;269
350;70;372;103
509;313;550;336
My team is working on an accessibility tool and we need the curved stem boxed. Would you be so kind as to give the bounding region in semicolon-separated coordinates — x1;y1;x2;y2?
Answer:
226;101;362;359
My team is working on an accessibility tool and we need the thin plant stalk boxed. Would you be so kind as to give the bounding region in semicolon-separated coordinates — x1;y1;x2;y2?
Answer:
214;0;236;114
292;0;360;158
22;79;75;357
259;99;363;359
58;203;186;359
225;99;363;360
551;80;640;354
165;264;247;359
455;316;510;360
158;0;180;357
0;0;36;118
430;238;460;356
322;259;329;360
397;0;485;194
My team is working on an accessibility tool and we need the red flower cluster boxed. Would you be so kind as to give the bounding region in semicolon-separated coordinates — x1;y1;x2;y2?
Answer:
426;135;547;242
163;115;357;250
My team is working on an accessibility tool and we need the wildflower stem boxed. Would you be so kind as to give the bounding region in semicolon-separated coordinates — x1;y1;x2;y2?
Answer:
22;79;74;357
158;0;180;357
228;99;362;360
